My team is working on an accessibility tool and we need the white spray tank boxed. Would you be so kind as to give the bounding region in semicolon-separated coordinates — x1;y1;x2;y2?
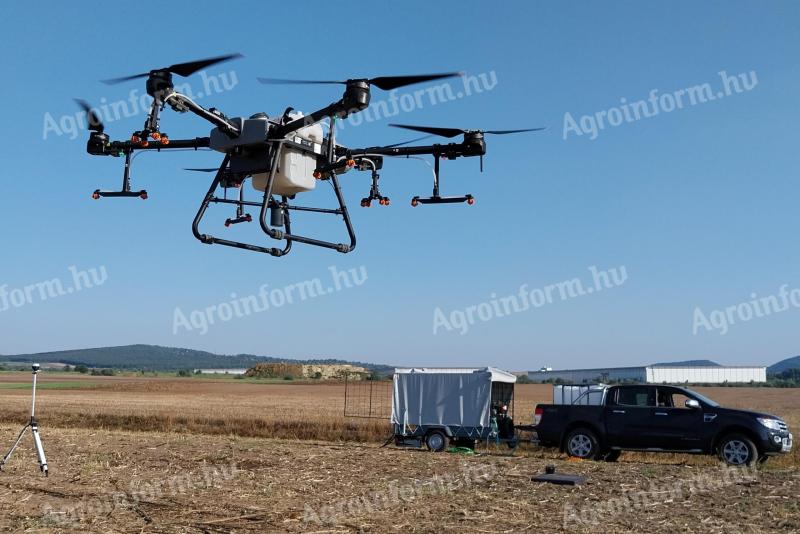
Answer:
252;111;324;196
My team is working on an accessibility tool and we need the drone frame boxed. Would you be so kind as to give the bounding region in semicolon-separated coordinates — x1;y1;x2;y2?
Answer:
81;57;537;256
190;138;357;257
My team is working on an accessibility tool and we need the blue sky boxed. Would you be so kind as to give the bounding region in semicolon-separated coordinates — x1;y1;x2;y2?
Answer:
0;1;797;370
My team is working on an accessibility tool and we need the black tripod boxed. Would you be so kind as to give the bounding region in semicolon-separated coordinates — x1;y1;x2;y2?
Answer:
0;364;48;476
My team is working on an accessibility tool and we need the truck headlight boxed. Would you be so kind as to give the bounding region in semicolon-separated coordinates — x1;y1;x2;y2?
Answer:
757;417;783;431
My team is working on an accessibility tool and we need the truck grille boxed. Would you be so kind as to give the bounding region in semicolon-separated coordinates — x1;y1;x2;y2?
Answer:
778;421;788;432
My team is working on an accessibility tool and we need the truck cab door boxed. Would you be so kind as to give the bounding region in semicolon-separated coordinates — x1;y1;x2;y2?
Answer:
650;388;704;450
604;386;656;448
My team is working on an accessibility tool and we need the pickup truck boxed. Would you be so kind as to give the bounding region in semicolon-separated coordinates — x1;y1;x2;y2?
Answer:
534;384;793;466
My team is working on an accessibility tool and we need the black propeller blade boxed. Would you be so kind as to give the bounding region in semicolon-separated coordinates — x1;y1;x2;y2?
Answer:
483;128;547;135
101;53;243;85
184;167;231;173
257;72;463;91
388;125;465;138
389;124;546;138
74;99;104;132
382;134;436;148
370;73;463;91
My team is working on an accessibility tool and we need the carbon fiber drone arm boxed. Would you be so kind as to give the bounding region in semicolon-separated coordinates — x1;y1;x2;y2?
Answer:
333;140;486;207
87;136;212;157
338;139;486;160
163;92;240;137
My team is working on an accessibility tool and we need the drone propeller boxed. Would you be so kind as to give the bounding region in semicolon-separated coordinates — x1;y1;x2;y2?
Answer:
184;168;221;172
257;72;463;91
382;135;436;148
74;99;104;133
389;124;546;138
101;53;243;85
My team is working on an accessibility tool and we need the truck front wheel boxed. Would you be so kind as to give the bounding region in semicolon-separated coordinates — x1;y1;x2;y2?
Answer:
718;434;758;466
565;428;600;460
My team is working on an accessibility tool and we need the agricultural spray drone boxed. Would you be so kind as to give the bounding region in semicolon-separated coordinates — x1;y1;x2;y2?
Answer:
78;54;544;256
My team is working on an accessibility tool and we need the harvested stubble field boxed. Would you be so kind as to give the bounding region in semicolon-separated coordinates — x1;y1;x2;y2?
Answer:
0;374;797;532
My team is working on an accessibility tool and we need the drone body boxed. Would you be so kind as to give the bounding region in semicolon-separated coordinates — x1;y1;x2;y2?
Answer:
208;111;323;196
79;54;543;257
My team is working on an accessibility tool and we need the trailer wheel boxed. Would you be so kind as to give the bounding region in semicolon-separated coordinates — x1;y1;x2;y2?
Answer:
425;430;449;452
565;428;600;460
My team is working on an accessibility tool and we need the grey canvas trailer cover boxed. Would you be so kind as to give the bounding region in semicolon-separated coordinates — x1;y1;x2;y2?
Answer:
391;367;518;451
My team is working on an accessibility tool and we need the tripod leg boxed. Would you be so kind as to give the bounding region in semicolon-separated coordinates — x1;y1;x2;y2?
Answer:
0;424;29;470
31;424;48;476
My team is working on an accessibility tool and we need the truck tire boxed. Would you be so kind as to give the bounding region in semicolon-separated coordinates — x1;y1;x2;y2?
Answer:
718;433;758;466
425;430;449;452
565;428;601;460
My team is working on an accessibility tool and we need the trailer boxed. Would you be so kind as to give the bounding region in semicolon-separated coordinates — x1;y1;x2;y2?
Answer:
391;367;517;451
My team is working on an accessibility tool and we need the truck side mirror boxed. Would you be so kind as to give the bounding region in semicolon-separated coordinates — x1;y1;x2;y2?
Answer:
685;399;701;409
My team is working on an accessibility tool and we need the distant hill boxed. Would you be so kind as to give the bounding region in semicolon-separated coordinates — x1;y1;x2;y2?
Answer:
651;359;721;367
3;344;394;375
769;356;800;375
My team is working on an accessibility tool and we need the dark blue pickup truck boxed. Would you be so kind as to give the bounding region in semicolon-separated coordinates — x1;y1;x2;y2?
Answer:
534;384;793;466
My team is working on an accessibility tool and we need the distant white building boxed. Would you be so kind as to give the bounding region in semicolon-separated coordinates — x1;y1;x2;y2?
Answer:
527;365;766;384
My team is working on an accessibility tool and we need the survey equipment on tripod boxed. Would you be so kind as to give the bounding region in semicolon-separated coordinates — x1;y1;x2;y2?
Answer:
0;363;49;476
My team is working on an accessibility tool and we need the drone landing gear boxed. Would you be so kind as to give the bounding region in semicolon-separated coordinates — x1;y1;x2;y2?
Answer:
410;155;473;207
193;154;293;257
192;143;357;257
257;143;356;254
91;151;148;200
251;141;355;254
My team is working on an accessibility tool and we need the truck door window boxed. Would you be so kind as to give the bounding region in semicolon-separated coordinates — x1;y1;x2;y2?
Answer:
656;390;673;407
616;387;655;407
655;389;694;409
670;392;693;409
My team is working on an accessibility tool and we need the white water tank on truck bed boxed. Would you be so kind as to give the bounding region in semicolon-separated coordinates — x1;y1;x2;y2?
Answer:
552;384;608;405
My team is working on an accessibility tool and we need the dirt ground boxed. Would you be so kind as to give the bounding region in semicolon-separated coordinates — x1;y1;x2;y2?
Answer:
0;426;797;533
0;376;798;532
0;377;796;470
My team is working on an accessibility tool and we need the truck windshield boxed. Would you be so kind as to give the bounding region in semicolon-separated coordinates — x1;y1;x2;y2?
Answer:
685;389;720;407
